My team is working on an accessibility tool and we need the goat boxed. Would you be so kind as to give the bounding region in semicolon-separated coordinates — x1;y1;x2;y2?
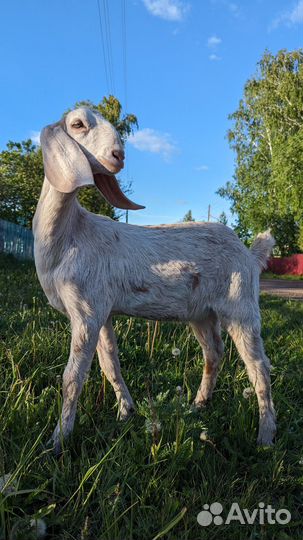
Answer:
33;107;276;454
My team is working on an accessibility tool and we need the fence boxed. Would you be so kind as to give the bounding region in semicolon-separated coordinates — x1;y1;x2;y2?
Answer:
0;218;34;260
268;254;303;276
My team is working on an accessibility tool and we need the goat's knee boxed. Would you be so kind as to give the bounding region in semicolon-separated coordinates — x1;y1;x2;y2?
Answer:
97;319;135;420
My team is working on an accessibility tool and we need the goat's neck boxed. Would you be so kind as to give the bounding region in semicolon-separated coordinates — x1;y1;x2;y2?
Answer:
33;177;80;247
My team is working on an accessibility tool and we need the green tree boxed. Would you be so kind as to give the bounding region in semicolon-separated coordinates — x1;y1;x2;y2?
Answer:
182;209;195;222
0;141;44;228
0;96;138;228
218;211;228;225
218;49;303;255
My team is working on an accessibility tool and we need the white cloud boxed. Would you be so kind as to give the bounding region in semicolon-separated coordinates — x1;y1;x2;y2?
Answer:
289;0;303;23
128;128;177;160
227;2;239;15
209;53;221;61
271;0;303;29
211;0;240;18
175;198;189;205
30;131;41;145
195;164;209;171
207;35;222;48
142;0;190;21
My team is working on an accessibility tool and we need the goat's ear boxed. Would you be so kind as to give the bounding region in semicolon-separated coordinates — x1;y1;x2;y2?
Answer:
40;121;94;193
94;173;145;210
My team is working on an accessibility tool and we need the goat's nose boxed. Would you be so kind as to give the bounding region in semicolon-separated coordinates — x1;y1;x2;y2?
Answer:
112;149;125;162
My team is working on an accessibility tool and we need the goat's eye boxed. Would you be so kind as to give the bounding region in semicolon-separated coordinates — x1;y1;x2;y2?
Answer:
71;120;84;129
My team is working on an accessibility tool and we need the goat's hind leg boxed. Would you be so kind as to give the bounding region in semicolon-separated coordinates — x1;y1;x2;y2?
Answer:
228;322;276;446
191;313;224;408
97;317;134;420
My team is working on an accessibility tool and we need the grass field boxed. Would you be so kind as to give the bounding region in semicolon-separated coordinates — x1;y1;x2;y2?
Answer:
0;253;303;540
262;272;303;281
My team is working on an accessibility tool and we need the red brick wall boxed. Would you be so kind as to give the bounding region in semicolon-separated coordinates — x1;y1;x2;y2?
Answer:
267;254;303;275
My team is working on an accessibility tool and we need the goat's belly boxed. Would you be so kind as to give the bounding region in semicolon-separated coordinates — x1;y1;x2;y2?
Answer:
113;289;194;322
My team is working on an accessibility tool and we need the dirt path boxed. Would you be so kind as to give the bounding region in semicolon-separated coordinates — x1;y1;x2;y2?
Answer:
260;279;303;301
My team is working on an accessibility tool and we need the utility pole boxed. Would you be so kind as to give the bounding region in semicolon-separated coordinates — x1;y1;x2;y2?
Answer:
207;204;211;222
126;210;129;224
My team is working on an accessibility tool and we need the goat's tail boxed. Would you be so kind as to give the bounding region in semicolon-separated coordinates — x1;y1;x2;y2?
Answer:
250;230;275;272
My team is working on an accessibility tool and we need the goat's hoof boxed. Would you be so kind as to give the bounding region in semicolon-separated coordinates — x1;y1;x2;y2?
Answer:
118;402;135;421
46;437;63;457
257;417;276;447
257;434;275;447
192;398;209;411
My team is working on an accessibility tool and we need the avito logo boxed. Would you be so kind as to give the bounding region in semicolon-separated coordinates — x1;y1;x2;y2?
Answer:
197;502;291;526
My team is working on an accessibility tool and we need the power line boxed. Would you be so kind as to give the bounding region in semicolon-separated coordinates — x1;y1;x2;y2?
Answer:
96;0;115;95
121;0;130;223
96;0;110;94
121;0;128;108
102;0;115;94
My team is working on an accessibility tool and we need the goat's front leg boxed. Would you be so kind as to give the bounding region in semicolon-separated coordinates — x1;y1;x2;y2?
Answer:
97;317;134;420
50;318;100;454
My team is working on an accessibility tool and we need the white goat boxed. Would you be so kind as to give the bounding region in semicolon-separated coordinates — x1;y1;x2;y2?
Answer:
33;107;276;454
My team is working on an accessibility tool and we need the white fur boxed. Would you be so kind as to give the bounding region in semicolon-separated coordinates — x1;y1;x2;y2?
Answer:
33;108;276;453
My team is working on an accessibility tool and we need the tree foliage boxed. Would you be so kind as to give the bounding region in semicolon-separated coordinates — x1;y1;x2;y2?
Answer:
0;96;138;228
218;211;228;225
218;49;303;255
0;141;44;228
182;209;195;222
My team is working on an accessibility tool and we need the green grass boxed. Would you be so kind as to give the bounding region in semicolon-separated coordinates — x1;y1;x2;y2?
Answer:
1;253;303;540
262;272;303;281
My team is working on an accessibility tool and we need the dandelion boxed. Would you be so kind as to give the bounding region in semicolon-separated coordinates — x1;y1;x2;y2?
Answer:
200;430;208;441
0;472;16;495
243;387;254;400
176;385;183;395
172;347;181;357
29;518;47;538
145;418;162;435
299;458;303;466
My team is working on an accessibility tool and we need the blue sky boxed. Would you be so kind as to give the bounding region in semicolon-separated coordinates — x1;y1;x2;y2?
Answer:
0;0;301;225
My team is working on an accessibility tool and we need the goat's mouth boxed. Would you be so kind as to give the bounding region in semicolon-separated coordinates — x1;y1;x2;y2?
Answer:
99;155;124;174
92;150;144;211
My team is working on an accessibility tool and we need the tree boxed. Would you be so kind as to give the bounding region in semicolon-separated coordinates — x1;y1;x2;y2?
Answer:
218;211;228;225
182;209;195;222
0;96;138;228
218;49;303;255
0;141;44;228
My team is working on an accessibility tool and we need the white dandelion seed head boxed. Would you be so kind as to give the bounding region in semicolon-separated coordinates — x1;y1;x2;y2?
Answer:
200;430;208;441
29;518;47;538
176;385;183;394
145;418;162;434
243;387;255;399
172;347;181;357
0;472;16;495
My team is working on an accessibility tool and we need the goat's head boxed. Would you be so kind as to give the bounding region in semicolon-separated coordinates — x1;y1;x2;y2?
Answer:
40;107;144;210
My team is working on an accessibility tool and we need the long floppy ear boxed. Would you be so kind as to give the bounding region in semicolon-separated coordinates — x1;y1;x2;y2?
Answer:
40;121;94;193
94;173;145;210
